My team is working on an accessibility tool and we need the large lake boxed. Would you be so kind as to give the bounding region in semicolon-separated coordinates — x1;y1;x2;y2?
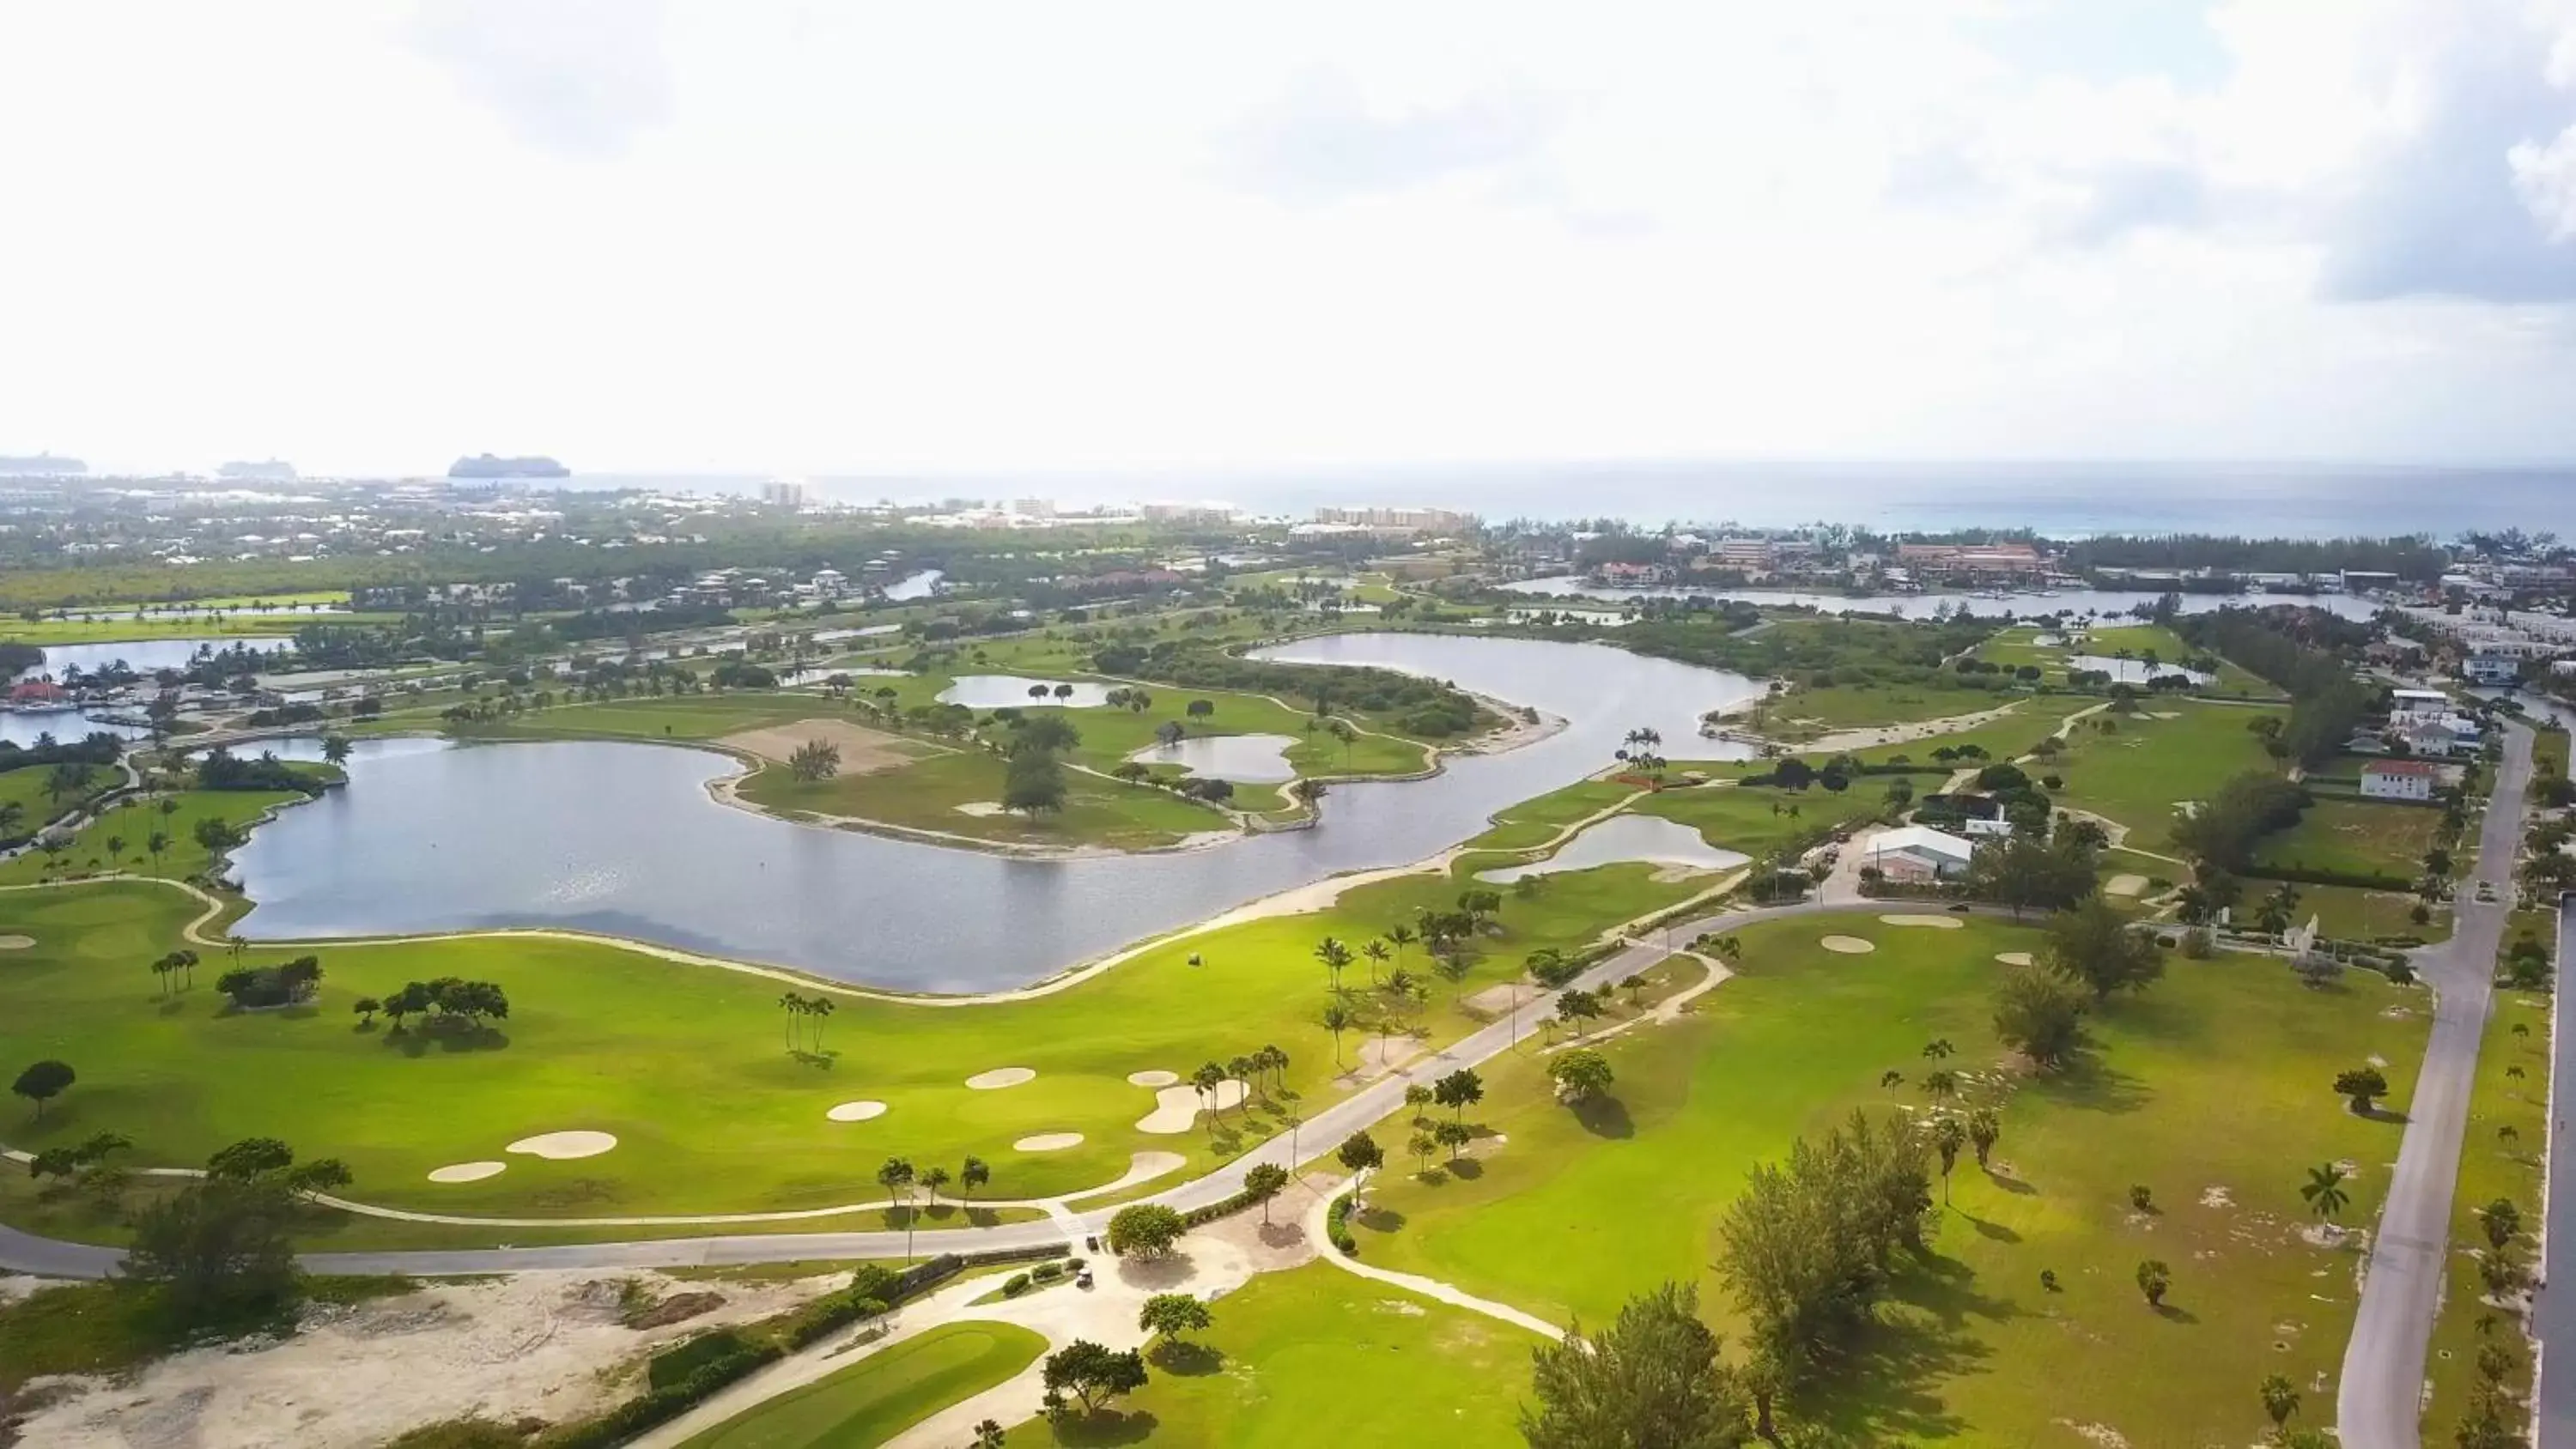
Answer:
226;634;1762;991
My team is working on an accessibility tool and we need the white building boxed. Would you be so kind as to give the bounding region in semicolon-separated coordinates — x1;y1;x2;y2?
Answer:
2401;715;2482;757
2360;758;2439;802
2465;653;2523;686
2390;688;2451;719
1862;825;1977;882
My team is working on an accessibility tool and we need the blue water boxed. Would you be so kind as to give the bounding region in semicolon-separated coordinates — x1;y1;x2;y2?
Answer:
518;463;2576;537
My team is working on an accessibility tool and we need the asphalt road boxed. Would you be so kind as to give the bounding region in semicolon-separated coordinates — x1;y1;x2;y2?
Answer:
0;894;1923;1280
2337;722;2531;1449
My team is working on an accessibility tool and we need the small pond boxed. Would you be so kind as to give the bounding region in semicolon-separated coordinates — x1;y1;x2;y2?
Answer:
1476;814;1749;883
1127;733;1300;784
2065;654;2211;686
938;676;1115;708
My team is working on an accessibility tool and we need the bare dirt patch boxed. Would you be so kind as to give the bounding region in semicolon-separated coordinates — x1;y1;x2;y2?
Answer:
13;1270;837;1449
720;718;927;775
2104;874;2150;897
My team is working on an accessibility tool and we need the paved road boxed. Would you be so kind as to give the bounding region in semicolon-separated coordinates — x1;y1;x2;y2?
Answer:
2338;722;2532;1449
2541;894;2576;1448
0;894;1924;1280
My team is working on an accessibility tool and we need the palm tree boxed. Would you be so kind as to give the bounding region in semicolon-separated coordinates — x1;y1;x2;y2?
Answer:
1968;1107;2001;1169
877;1157;917;1257
806;996;835;1053
145;831;169;873
1386;924;1416;969
1932;1115;1967;1203
778;991;805;1052
920;1165;951;1206
959;1156;989;1205
1192;1062;1227;1140
2300;1163;2350;1225
1362;939;1391;987
1260;1043;1288;1094
320;735;353;767
1314;937;1353;993
1321;1002;1354;1067
2259;1373;2301;1435
1228;1054;1259;1111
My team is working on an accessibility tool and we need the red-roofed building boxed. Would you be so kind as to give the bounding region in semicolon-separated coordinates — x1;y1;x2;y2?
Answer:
2360;757;2439;803
7;679;70;708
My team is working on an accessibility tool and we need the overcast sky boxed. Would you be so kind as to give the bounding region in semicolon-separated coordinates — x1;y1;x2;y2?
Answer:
4;0;2575;478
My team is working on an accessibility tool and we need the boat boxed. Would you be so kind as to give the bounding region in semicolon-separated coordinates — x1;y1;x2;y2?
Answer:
448;453;570;479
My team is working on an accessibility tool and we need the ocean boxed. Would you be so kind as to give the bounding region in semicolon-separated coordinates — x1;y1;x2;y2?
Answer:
519;459;2576;538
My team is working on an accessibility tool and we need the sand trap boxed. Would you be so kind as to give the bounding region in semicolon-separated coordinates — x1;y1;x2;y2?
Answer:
967;1066;1036;1090
826;1100;889;1122
1879;914;1963;929
1996;951;2036;967
720;718;925;775
1014;1132;1084;1153
505;1131;618;1161
1820;936;1876;955
1126;1070;1180;1088
1136;1078;1249;1133
1064;1151;1190;1202
427;1161;507;1184
0;935;33;950
2105;874;2149;897
955;802;1009;817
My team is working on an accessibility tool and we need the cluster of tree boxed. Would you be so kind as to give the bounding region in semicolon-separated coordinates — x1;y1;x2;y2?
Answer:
0;730;123;773
196;746;326;796
26;1130;132;1211
787;738;841;781
1521;1282;1758;1447
1619;614;1997;697
2171;771;2312;872
240;702;328;727
1962;832;2099;916
2172;608;2375;766
1041;1339;1150;1421
2451;1198;2534;1448
2502;931;2552;990
359;976;510;1035
1001;714;1073;816
1714;1111;1935;1428
123;1137;352;1331
708;658;778;689
215;955;324;1009
2061;532;2448;582
1087;641;1485;737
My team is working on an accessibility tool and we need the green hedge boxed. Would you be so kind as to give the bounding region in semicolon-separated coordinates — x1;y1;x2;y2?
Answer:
2243;863;2415;893
1327;1195;1358;1257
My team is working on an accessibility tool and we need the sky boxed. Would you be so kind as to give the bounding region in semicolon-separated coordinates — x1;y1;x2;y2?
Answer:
3;0;2576;480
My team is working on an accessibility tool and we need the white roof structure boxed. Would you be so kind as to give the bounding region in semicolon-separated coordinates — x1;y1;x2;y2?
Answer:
1865;825;1977;864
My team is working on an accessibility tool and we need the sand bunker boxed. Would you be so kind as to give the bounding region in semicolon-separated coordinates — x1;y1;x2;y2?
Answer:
1136;1078;1249;1133
966;1067;1036;1090
954;802;1009;817
427;1161;507;1184
720;718;925;775
1014;1132;1084;1153
1878;914;1962;929
1065;1151;1190;1202
1996;951;2035;967
1126;1070;1180;1088
1820;936;1876;955
506;1131;618;1161
826;1100;889;1122
0;935;33;949
2105;874;2150;897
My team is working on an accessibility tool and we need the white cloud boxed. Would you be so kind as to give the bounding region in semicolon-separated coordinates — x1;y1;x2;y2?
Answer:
0;0;2572;476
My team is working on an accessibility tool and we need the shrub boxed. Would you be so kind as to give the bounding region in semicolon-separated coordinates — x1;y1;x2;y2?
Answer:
1002;1273;1031;1297
1326;1195;1358;1256
647;1329;752;1391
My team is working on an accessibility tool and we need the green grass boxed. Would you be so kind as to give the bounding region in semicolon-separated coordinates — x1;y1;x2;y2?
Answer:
1630;780;1880;858
2253;797;2443;881
0;787;301;887
0;611;406;644
2295;882;2444;943
1002;1263;1538;1447
678;1320;1046;1449
0;850;1705;1233
0;1273;413;1393
1765;680;2021;735
1459;779;1641;852
2044;701;2288;854
0;761;116;834
1352;912;2427;1446
2423;988;2549;1434
741;749;1229;850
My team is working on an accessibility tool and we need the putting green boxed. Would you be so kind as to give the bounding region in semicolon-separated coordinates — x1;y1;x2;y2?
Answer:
1352;913;2430;1446
679;1319;1045;1449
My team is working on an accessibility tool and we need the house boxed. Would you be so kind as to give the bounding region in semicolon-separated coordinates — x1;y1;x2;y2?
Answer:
2465;653;2522;686
1862;825;1978;883
2401;715;2481;757
1963;817;2016;840
2360;758;2439;802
